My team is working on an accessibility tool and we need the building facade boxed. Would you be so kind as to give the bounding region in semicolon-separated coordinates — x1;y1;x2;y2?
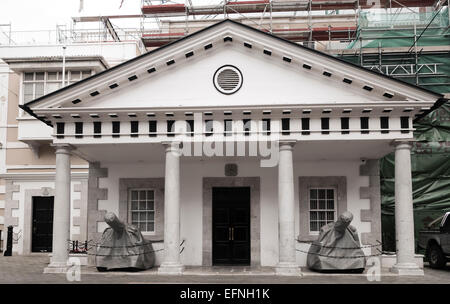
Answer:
3;20;445;276
0;41;142;253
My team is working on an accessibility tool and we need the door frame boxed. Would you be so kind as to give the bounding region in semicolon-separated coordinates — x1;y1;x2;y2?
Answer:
31;196;54;253
212;187;251;266
23;188;55;255
202;177;260;266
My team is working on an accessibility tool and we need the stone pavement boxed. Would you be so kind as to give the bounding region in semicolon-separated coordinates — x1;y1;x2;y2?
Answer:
0;255;449;284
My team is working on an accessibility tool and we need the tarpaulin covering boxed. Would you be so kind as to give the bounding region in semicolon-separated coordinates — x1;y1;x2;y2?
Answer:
307;212;366;272
95;213;155;270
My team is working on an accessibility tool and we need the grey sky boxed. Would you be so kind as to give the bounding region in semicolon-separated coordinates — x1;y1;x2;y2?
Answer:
0;0;218;30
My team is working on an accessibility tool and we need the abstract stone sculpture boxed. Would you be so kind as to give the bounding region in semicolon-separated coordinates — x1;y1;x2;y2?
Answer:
306;211;366;272
95;212;155;271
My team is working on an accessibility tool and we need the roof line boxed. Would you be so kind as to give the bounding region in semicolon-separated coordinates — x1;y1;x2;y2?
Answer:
20;18;444;124
22;19;232;108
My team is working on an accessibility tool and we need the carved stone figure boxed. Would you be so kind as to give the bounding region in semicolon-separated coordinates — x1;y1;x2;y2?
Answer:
306;211;366;272
95;212;155;271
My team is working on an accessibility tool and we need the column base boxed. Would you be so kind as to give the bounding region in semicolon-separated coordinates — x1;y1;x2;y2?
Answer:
158;262;185;275
390;263;424;276
43;262;68;274
275;262;302;276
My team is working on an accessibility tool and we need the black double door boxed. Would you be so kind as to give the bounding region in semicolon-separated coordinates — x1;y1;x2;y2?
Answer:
31;196;54;252
212;187;250;265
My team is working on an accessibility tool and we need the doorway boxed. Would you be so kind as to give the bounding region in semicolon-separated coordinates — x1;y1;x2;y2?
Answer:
31;196;54;252
212;187;250;265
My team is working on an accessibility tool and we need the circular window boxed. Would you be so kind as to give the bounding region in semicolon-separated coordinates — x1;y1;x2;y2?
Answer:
213;65;243;95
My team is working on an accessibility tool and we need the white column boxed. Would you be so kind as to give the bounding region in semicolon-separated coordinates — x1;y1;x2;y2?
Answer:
391;140;423;275
275;141;301;276
44;144;72;274
158;142;184;274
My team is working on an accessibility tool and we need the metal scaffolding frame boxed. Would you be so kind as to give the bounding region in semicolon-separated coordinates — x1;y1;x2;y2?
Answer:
2;0;448;89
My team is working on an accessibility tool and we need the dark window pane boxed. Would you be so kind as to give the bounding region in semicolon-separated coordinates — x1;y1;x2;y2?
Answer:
147;190;154;200
319;212;326;220
112;121;120;138
93;121;101;138
281;118;290;135
319;200;326;209
360;117;369;134
321;118;329;134
149;121;157;137
326;189;334;199
341;117;349;134
310;189;317;199
75;122;83;138
401;117;409;134
56;122;65;139
327;200;334;209
318;189;326;199
131;191;138;200
327;211;334;221
380;117;389;134
301;118;310;135
148;222;154;232
130;121;139;137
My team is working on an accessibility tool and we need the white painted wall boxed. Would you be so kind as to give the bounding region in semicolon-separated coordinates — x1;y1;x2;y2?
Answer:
100;157;370;267
87;44;384;110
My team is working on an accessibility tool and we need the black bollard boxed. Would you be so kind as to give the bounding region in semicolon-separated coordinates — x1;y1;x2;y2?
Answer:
3;226;13;256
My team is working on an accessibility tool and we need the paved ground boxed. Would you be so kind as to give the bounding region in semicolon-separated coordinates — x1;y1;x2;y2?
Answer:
0;255;449;284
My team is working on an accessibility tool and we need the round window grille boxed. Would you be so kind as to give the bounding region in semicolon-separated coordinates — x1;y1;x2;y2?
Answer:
213;65;243;95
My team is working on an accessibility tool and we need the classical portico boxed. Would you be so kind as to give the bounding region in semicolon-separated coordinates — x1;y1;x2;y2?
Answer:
18;20;443;276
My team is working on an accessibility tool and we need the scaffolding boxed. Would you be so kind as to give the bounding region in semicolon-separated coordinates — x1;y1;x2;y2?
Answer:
338;3;450;92
1;1;449;92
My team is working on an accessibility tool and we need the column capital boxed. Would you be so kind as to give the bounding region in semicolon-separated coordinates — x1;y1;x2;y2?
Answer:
162;141;182;153
51;143;74;154
278;140;296;151
391;139;414;150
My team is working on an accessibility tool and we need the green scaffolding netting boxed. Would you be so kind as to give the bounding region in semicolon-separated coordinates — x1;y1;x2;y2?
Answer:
335;8;450;251
348;8;450;49
380;102;450;251
341;8;450;95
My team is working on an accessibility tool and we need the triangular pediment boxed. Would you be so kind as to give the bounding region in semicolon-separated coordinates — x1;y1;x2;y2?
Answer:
22;19;441;123
73;46;400;110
